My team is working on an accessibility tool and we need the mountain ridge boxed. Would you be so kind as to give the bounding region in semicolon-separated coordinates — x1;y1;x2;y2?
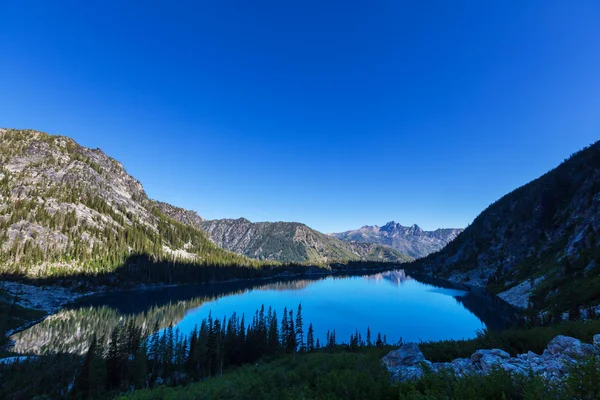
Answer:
331;221;463;258
189;217;413;264
411;140;600;314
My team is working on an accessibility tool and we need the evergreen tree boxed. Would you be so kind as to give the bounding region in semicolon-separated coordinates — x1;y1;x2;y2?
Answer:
105;325;122;390
148;320;160;377
295;303;304;352
280;307;289;349
366;326;372;347
376;332;383;348
73;333;97;398
306;323;314;352
268;309;279;354
287;309;296;353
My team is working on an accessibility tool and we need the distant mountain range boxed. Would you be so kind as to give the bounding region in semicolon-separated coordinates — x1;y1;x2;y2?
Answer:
166;216;414;264
331;222;463;258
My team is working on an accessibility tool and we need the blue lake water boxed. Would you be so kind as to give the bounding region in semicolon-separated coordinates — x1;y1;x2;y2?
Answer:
11;270;518;354
174;273;483;343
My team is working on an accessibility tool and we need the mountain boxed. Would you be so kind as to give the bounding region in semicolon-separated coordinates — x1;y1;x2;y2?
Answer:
413;141;600;314
331;222;463;258
152;200;205;227
0;128;408;279
192;218;413;264
0;128;262;278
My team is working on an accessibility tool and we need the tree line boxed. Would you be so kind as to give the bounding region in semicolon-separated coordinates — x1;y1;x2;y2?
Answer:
1;303;390;399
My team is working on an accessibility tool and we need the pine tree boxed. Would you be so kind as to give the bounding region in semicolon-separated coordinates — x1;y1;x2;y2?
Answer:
287;309;296;353
280;307;289;349
376;332;383;348
148;320;160;377
132;342;149;390
268;309;279;354
73;333;97;398
366;326;372;347
295;303;304;352
106;325;122;390
306;323;314;352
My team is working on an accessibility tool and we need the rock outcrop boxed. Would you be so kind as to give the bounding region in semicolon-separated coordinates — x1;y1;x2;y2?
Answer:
382;334;600;382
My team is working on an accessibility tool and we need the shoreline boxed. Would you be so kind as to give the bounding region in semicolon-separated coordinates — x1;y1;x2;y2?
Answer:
1;263;405;335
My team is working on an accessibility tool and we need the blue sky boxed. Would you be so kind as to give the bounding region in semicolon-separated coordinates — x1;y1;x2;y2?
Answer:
1;1;599;233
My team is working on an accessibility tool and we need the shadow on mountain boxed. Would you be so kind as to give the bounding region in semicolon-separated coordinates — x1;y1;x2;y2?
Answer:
1;253;400;290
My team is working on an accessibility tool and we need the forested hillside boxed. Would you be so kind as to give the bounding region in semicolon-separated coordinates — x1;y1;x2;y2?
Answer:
0;128;261;279
413;141;600;315
0;129;407;283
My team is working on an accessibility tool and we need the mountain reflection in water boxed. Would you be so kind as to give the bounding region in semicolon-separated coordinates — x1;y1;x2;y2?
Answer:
11;270;519;355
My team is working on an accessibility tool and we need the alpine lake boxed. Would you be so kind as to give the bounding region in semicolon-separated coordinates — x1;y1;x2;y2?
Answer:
11;270;518;355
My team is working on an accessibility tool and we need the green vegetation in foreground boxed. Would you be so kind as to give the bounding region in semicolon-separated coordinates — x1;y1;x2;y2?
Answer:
3;308;600;399
419;318;600;362
119;352;393;400
118;352;600;400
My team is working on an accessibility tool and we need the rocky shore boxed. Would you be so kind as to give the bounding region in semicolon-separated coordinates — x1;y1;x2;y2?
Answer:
382;334;600;382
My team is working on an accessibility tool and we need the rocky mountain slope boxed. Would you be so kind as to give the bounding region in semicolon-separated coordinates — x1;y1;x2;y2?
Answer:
193;218;413;264
0;128;261;278
331;222;463;258
413;141;600;314
0;128;408;279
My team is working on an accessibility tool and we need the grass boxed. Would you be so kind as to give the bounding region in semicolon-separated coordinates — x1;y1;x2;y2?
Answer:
117;350;600;400
118;352;394;400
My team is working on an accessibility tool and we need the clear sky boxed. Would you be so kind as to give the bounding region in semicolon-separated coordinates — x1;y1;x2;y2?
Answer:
1;1;599;233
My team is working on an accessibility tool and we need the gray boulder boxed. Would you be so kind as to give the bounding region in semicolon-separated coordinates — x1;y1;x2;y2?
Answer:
383;333;600;383
382;343;425;368
491;349;510;359
547;335;597;359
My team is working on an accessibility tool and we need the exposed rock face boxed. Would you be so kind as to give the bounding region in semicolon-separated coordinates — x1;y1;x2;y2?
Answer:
197;218;414;264
0;128;253;277
331;221;463;259
413;141;600;313
383;334;600;382
497;276;545;309
152;201;204;227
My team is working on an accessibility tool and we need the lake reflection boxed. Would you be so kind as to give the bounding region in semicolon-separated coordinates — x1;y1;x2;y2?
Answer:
11;270;518;355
